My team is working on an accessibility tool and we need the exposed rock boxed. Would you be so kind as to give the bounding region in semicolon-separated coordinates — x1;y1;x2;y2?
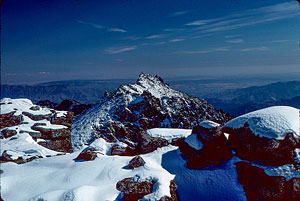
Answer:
180;125;232;169
29;105;40;111
136;131;169;154
0;150;41;164
55;99;93;116
0;111;22;129
1;129;17;138
236;161;300;201
116;177;155;201
129;156;146;169
74;148;99;161
224;126;299;166
36;100;58;109
38;138;73;153
72;73;233;151
111;144;135;156
22;111;52;121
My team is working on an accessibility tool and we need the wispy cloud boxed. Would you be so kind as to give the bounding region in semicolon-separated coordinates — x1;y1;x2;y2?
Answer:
163;28;186;32
77;20;127;33
169;11;189;17
107;27;127;33
185;1;299;33
170;38;185;43
226;39;244;43
178;47;230;54
240;46;269;52
270;40;293;43
146;34;166;39
105;46;137;54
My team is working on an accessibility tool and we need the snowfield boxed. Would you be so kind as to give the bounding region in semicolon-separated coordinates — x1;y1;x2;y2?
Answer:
224;106;300;139
146;128;192;142
1;146;177;201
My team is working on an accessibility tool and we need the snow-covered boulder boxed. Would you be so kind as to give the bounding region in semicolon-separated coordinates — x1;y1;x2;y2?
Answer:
236;161;300;201
224;106;299;140
128;156;146;169
180;122;232;169
0;98;74;164
223;106;300;166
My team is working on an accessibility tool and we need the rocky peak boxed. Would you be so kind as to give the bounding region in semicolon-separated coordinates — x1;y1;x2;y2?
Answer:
137;73;166;87
72;73;232;151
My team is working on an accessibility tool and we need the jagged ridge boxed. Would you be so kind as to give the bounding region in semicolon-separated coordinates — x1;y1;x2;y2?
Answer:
72;73;231;151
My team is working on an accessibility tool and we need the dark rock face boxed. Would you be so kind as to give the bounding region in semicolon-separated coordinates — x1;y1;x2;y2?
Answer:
129;156;146;169
116;177;155;201
0;150;41;164
36;100;58;109
56;100;93;116
36;99;93;116
236;161;300;201
136;131;169;154
0;111;23;129
74;148;98;161
1;129;17;138
224;126;299;166
72;73;233;151
180;125;232;169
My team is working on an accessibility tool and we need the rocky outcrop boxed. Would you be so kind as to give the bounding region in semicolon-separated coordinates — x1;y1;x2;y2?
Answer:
224;125;300;166
236;161;300;201
111;144;135;156
136;131;169;154
0;150;42;164
0;111;22;129
180;125;232;169
116;178;155;201
74;148;99;161
128;156;146;169
72;73;232;151
116;178;179;201
36;99;93;116
1;98;74;154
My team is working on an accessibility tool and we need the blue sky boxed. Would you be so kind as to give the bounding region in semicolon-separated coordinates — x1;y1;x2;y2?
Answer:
2;0;300;84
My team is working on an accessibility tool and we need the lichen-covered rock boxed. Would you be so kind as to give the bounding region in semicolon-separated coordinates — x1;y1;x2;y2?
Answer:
236;161;300;201
116;177;155;201
129;156;146;169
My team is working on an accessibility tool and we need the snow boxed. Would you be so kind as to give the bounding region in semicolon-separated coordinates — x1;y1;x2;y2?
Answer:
264;164;300;181
294;148;300;164
184;134;204;150
147;128;192;142
1;98;52;116
1;133;61;158
161;150;247;201
1;146;177;201
224;106;300;140
199;120;220;129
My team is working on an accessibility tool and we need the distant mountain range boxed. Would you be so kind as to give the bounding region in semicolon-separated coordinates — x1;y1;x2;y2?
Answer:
205;81;300;115
1;78;299;115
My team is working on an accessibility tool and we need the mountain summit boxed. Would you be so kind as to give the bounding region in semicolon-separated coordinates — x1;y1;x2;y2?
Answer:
71;73;231;151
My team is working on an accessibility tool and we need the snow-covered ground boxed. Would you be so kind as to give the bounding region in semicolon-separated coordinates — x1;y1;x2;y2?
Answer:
1;146;177;201
224;106;300;139
161;150;247;201
147;128;192;142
